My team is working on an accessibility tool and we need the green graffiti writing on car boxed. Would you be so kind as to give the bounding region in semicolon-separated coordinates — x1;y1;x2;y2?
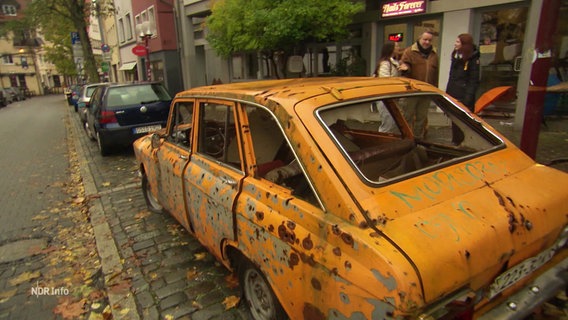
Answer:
390;159;509;209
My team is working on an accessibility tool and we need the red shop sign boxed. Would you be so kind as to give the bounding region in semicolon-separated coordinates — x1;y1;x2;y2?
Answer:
381;0;426;18
132;45;147;57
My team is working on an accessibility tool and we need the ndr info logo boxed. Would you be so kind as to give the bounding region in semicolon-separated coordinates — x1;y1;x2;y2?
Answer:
31;282;70;297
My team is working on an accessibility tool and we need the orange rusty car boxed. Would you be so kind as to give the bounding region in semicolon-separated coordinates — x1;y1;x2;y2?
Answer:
133;77;568;320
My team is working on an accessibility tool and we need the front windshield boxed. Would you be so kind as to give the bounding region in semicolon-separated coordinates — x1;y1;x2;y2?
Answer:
317;94;502;183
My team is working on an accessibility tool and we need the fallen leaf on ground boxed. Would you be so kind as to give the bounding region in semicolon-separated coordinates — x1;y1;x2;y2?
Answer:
134;211;151;220
101;182;111;187
9;271;41;286
186;269;199;280
53;298;87;319
194;252;208;261
73;197;85;204
224;273;240;289
0;288;17;303
223;295;240;310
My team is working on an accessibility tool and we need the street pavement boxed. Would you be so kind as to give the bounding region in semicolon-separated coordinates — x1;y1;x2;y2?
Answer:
0;96;109;319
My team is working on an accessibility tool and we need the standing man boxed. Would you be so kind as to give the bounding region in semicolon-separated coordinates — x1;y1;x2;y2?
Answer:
399;29;439;139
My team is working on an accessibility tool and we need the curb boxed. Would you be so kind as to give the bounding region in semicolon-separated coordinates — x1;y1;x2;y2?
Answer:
66;106;140;319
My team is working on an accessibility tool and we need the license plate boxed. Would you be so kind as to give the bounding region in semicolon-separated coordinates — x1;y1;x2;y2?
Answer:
487;246;557;299
133;125;161;134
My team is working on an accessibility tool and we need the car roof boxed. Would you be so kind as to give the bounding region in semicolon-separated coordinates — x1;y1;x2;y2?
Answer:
176;77;440;113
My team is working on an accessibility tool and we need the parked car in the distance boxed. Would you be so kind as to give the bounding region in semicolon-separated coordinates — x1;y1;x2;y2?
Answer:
0;88;14;105
85;82;172;156
6;87;25;101
76;83;106;120
134;77;568;320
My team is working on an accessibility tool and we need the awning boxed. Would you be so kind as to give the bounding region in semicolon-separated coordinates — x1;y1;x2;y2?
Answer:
118;62;137;71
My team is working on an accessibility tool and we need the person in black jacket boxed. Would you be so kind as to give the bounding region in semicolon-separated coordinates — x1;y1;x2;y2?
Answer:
446;33;480;145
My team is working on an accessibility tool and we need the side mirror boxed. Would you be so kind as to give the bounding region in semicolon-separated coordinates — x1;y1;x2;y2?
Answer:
150;133;162;149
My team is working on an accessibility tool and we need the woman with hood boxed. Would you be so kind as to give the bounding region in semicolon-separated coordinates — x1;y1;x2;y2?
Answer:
446;33;480;144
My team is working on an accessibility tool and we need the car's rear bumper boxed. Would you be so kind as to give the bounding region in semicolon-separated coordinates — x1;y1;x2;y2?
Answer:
478;256;568;320
99;123;165;148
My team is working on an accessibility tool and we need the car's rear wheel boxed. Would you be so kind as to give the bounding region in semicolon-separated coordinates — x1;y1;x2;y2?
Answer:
142;174;164;214
96;132;110;156
239;259;286;320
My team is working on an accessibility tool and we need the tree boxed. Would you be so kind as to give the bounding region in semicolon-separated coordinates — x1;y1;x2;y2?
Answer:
1;0;115;83
206;0;363;78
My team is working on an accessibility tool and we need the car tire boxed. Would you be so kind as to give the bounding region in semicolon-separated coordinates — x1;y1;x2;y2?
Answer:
239;259;287;320
96;132;110;156
142;174;164;214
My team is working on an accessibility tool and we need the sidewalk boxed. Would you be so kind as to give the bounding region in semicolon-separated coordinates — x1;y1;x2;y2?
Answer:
483;115;568;173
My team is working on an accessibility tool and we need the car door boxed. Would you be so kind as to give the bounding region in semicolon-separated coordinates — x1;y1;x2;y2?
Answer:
154;100;194;231
182;99;243;260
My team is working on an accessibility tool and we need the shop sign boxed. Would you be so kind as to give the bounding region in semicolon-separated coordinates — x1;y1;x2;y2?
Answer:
388;33;404;42
132;45;147;57
381;0;426;18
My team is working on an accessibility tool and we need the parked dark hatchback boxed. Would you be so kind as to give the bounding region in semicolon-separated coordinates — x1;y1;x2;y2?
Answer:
85;82;172;156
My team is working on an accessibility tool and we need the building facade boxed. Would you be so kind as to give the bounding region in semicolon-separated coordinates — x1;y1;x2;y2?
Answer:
132;0;183;95
175;0;567;129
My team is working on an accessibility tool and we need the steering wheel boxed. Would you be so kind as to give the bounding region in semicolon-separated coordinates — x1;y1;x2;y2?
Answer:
204;126;225;157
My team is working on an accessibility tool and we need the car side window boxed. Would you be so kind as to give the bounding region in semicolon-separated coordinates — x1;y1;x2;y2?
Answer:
90;88;103;112
196;101;241;171
167;101;194;148
244;105;317;205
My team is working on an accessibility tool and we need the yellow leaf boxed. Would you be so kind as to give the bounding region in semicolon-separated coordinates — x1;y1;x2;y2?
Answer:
9;271;41;286
0;288;17;303
194;252;208;261
102;182;111;187
164;315;174;320
134;211;151;220
73;197;85;204
223;295;240;310
119;308;130;315
186;269;199;280
191;300;203;309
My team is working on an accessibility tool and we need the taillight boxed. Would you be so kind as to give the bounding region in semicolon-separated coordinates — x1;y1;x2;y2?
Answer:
99;110;117;124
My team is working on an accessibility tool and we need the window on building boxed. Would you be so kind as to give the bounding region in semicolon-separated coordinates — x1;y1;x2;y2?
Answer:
125;13;133;40
2;5;16;16
18;75;26;88
118;18;125;43
2;55;13;64
148;6;156;35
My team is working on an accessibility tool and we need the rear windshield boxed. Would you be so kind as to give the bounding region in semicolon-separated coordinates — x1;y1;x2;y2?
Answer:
106;84;172;109
317;93;503;184
86;86;99;97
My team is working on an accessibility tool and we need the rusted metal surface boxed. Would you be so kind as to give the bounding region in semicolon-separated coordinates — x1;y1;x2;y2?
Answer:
134;77;568;319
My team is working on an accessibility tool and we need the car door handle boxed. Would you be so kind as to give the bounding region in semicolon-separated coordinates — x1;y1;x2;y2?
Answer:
179;154;188;160
220;177;237;186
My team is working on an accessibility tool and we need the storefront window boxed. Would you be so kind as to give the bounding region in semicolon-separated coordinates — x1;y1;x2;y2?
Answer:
477;7;528;98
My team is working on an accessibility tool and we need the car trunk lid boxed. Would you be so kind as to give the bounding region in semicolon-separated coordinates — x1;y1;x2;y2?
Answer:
361;156;568;304
111;100;170;126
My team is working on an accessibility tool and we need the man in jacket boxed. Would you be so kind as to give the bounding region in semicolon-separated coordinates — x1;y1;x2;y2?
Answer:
399;29;439;139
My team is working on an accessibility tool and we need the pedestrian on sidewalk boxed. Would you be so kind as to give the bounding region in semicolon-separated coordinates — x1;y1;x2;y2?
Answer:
445;33;480;144
372;42;401;133
399;29;439;139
